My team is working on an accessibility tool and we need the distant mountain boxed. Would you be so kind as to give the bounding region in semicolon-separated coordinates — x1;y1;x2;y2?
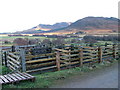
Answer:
38;22;71;30
50;17;119;31
14;22;71;34
48;17;119;34
14;17;119;34
67;17;118;30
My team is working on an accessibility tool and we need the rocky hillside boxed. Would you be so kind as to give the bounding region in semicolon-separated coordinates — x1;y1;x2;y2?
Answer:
68;17;118;30
14;22;71;34
38;22;71;30
48;17;119;34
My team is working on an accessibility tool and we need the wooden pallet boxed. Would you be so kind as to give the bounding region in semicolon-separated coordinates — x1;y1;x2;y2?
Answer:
0;72;35;84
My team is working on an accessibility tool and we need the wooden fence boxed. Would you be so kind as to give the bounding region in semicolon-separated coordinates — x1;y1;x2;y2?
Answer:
2;44;119;73
2;49;27;72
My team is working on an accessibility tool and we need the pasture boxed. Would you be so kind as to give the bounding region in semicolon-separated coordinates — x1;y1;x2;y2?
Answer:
0;36;77;47
0;35;115;47
1;41;119;88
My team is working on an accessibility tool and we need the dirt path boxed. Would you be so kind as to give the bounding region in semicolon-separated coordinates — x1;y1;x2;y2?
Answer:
50;63;118;88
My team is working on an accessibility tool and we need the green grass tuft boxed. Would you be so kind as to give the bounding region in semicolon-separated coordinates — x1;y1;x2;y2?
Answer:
2;59;118;88
0;66;11;75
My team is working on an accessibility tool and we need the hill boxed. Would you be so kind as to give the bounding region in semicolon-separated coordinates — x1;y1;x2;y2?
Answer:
14;22;71;34
14;17;119;35
46;17;119;35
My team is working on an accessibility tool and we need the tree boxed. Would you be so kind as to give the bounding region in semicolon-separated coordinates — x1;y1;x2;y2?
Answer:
71;39;77;43
42;39;51;44
13;38;29;45
28;39;37;45
4;40;11;44
52;38;66;47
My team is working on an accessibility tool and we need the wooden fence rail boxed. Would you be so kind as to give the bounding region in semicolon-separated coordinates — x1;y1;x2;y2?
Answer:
6;51;21;71
2;44;119;73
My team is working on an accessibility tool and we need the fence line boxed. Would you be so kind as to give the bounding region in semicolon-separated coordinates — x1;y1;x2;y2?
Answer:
2;44;119;73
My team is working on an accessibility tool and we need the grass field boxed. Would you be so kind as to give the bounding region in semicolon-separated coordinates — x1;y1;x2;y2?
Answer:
0;36;55;46
0;36;77;46
2;59;118;88
0;35;115;47
94;41;114;46
0;36;49;40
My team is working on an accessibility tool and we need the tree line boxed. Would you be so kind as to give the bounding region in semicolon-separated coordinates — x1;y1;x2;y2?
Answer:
83;35;119;42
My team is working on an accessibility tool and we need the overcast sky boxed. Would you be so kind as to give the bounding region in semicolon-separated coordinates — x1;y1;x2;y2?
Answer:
0;0;119;33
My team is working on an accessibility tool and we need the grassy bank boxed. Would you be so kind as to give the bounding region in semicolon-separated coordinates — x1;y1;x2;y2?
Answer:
0;66;11;75
3;58;118;88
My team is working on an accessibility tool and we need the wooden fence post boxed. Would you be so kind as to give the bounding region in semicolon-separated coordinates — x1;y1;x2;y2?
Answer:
4;51;7;67
68;49;71;68
55;51;61;71
79;48;83;66
1;52;3;65
20;49;26;72
11;45;15;52
98;46;102;63
113;44;116;58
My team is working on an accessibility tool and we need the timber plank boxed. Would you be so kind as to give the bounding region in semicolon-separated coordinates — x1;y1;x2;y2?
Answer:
60;60;69;64
54;48;69;52
26;66;57;73
0;76;9;83
3;75;14;82
7;60;19;69
83;55;98;59
22;73;35;78
103;46;112;49
14;73;26;80
17;73;31;79
83;58;98;62
27;62;55;69
70;50;79;53
7;74;18;81
60;54;79;57
60;61;79;67
60;53;68;56
7;56;20;65
0;78;4;84
7;64;16;71
26;58;56;64
26;53;55;59
71;58;79;61
11;74;23;81
8;52;19;59
83;53;91;55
